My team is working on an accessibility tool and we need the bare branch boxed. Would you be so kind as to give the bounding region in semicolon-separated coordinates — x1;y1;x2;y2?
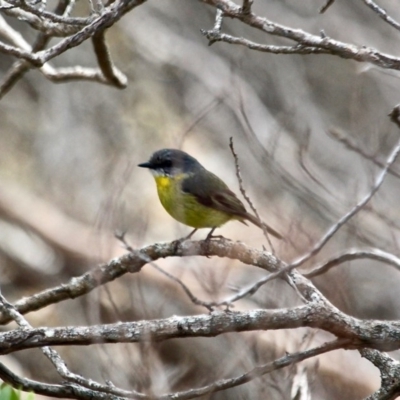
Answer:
0;0;72;97
203;8;223;46
229;137;275;251
298;129;335;194
1;0;90;25
320;0;335;13
35;0;147;66
117;231;215;311
0;14;31;49
0;0;147;68
200;30;329;55
304;248;400;278
2;301;400;351
177;97;224;148
63;0;76;17
43;65;125;84
288;128;400;270
361;349;400;400
1;6;81;36
0;362;88;400
0;293;139;399
92;31;127;88
240;0;252;14
362;0;400;32
327;129;400;179
149;262;215;312
200;0;400;70
0;338;347;400
0;239;280;324
167;339;347;400
0;9;126;98
0;40;40;64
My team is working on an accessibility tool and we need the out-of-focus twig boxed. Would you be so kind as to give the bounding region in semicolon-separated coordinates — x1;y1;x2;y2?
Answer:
241;0;252;14
288;116;400;270
362;0;400;32
304;248;400;278
0;293;144;400
117;232;215;311
229;137;275;252
327;129;400;179
92;31;127;88
320;0;335;14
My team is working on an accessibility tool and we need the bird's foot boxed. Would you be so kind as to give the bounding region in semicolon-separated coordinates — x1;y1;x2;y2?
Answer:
206;234;225;241
172;229;198;252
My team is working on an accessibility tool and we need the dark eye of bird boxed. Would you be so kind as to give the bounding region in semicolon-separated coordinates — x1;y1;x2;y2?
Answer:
163;159;172;168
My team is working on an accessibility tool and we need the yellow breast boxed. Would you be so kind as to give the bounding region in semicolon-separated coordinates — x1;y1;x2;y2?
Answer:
153;175;232;228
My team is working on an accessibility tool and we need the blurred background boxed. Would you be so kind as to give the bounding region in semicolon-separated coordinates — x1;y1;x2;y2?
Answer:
1;0;400;398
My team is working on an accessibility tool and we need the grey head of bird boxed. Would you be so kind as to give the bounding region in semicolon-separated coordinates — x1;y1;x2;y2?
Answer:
138;149;204;177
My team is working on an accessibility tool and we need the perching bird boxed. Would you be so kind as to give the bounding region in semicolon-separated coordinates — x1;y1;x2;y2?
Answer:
138;149;282;240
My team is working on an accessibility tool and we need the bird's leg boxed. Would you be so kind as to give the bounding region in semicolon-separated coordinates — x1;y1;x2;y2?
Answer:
205;227;216;241
203;228;224;258
185;228;197;240
205;228;224;241
173;228;197;252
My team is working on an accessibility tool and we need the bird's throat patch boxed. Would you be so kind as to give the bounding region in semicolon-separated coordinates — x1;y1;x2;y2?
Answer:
155;176;171;189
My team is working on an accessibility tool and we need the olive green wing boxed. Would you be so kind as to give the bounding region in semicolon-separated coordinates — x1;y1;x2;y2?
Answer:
181;169;248;218
182;169;283;239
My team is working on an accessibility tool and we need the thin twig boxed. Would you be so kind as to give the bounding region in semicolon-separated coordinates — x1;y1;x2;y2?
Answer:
163;338;349;399
0;292;147;399
116;232;215;312
63;0;75;16
200;30;328;55
92;31;127;88
304;248;400;278
1;0;89;27
241;0;252;14
0;0;69;98
327;129;400;179
0;362;95;400
298;129;335;195
177;97;224;149
288;126;400;270
1;0;89;25
229;137;275;253
0;336;348;399
150;263;215;311
201;0;400;70
362;0;400;32
320;0;335;13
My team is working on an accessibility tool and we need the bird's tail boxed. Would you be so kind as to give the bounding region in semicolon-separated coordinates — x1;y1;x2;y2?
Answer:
244;213;283;240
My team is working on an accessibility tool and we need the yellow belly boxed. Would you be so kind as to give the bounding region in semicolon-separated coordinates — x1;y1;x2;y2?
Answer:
154;176;232;228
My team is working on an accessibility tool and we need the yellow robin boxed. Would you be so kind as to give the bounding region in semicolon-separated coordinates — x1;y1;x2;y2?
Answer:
138;149;282;240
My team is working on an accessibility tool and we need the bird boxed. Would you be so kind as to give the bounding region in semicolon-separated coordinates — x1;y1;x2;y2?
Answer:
138;149;282;240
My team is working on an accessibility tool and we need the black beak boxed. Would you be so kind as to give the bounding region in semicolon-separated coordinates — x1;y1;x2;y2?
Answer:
138;162;152;168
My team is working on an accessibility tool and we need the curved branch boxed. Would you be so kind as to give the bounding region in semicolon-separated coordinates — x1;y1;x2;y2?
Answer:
0;339;347;400
201;0;400;70
305;248;400;278
361;349;400;400
288;128;400;269
0;239;282;324
92;31;127;88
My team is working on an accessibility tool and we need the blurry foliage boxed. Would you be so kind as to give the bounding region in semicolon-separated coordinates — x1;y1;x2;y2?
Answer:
0;383;35;400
